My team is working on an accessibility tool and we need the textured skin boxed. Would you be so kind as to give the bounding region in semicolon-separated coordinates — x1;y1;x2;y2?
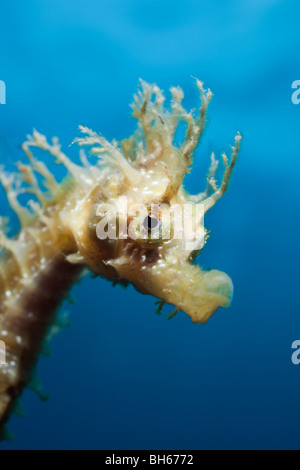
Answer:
0;255;82;427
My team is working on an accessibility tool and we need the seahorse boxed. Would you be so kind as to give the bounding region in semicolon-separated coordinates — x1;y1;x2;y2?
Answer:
0;79;241;433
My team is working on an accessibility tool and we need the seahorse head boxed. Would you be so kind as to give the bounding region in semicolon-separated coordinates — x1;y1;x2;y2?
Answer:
0;78;241;435
69;80;241;323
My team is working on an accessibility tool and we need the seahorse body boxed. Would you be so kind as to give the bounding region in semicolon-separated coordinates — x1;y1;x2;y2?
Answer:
0;80;241;431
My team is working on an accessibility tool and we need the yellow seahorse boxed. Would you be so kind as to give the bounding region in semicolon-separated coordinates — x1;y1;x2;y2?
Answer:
0;79;241;432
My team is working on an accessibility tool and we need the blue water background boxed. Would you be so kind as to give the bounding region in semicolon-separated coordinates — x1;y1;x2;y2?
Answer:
1;0;300;450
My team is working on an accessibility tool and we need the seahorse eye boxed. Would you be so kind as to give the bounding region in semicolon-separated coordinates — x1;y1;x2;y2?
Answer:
143;216;159;232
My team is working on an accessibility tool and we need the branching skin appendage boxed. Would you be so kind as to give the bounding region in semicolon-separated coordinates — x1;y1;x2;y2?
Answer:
0;80;241;435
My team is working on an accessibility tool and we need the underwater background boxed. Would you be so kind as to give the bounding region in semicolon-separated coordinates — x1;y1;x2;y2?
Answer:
0;0;300;450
